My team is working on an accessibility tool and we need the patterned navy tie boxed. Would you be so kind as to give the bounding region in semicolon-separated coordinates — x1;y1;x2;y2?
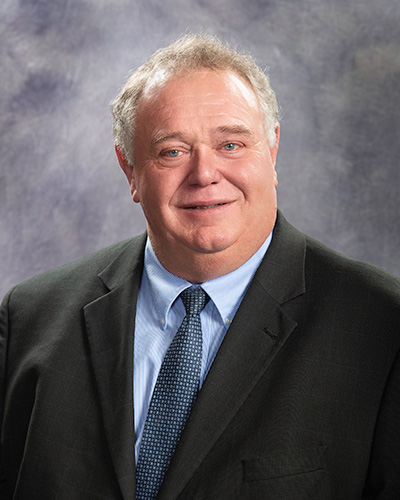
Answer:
136;286;209;500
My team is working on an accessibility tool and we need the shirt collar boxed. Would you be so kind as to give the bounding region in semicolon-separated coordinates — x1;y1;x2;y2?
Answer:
143;233;272;329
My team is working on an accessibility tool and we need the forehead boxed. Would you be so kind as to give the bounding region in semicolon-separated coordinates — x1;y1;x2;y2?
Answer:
136;69;264;138
143;68;258;105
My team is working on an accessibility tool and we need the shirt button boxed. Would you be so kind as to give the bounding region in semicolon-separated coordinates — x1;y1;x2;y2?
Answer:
225;317;231;324
161;318;165;326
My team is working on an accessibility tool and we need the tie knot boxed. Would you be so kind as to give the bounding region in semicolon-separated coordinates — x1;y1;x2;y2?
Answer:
180;286;209;316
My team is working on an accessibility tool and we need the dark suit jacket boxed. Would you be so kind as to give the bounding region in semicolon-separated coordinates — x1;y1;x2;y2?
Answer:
1;212;399;499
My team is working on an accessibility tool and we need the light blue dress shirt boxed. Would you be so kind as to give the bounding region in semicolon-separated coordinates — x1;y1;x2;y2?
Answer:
133;234;272;462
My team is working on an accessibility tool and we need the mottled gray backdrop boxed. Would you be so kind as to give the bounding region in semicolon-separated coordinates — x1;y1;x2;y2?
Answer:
1;0;399;298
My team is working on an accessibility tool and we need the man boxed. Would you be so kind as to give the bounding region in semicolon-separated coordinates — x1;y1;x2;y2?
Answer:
1;34;399;499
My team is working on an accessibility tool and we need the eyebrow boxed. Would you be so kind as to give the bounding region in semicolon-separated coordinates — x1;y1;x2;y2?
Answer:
149;124;256;152
213;125;255;137
150;132;186;150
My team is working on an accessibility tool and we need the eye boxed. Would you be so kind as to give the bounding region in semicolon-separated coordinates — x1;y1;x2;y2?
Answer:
166;149;181;157
222;143;240;152
161;149;184;159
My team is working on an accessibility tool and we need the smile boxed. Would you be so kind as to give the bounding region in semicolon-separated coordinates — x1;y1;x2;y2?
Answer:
185;202;230;210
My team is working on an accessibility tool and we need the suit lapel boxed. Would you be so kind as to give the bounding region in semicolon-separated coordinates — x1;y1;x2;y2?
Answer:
158;212;307;499
83;235;146;500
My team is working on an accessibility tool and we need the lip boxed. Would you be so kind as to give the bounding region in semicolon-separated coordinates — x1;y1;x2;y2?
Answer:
181;200;233;210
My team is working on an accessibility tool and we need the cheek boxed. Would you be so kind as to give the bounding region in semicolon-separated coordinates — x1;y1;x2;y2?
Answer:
139;169;183;209
229;161;275;198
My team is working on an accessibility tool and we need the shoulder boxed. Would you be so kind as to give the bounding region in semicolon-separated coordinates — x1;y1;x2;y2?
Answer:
2;234;147;310
299;233;400;353
304;232;400;304
265;211;400;309
270;211;400;326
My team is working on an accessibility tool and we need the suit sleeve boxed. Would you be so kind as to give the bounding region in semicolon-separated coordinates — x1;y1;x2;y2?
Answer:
0;288;13;488
363;347;400;499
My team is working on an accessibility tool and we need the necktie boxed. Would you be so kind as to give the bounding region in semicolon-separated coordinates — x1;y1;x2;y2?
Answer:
136;286;209;500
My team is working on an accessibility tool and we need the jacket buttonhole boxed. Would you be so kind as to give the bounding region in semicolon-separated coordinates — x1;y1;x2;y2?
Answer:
264;328;277;340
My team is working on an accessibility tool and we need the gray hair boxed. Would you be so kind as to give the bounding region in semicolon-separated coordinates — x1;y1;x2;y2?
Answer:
111;34;279;167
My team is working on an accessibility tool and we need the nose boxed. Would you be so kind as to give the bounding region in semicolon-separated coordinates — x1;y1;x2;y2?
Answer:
186;146;222;187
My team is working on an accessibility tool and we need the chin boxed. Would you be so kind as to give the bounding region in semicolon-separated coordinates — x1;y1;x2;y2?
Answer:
184;231;237;255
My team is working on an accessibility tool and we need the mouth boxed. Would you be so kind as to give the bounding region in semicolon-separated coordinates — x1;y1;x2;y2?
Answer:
184;202;230;210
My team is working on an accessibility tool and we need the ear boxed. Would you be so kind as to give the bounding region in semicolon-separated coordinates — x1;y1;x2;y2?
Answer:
270;123;280;187
115;144;140;203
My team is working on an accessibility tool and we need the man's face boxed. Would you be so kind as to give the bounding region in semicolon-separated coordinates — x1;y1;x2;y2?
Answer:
118;69;279;281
